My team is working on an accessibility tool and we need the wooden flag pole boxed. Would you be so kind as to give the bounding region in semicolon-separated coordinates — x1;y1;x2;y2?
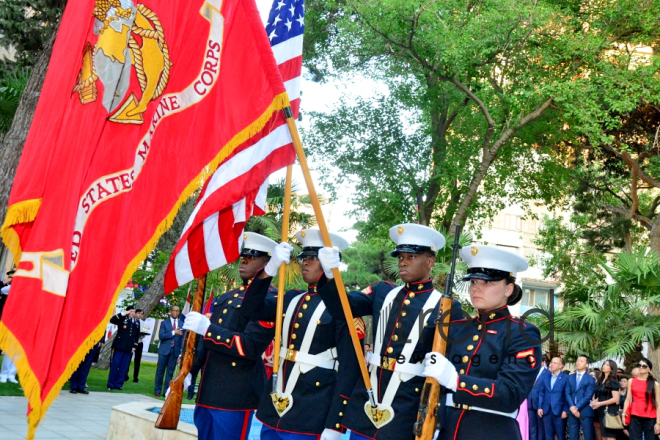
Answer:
282;107;380;421
155;274;206;429
270;165;293;396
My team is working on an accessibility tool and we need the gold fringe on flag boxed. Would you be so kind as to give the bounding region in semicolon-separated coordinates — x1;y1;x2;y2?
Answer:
0;91;291;439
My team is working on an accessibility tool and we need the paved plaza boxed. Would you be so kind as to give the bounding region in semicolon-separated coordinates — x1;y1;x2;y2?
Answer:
0;391;161;439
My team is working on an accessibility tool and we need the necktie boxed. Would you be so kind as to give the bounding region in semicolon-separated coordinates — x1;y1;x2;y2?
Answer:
576;374;581;387
172;319;177;347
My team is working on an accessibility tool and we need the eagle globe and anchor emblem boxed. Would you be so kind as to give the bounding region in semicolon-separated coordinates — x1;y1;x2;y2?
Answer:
74;0;172;124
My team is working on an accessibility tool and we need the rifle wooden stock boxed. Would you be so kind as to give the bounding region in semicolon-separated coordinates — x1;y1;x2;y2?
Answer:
155;275;206;429
414;224;462;440
413;296;453;440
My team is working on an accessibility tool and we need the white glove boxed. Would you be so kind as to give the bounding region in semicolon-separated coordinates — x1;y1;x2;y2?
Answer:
264;242;293;276
318;247;340;279
423;352;458;392
320;428;342;440
182;312;211;335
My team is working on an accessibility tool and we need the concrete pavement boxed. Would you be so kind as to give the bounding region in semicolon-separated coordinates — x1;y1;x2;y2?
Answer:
0;391;161;439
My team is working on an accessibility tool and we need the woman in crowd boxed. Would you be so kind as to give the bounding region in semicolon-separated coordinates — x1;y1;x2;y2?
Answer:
590;360;621;440
617;376;629;440
622;358;660;440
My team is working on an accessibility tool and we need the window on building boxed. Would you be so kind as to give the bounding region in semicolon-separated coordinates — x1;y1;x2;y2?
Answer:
522;288;551;307
505;214;522;231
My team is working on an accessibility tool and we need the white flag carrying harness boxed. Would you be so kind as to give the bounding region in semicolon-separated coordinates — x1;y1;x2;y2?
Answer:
365;286;441;428
271;293;337;417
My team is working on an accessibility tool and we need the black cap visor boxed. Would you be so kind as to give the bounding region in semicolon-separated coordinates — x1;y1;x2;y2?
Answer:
462;267;511;282
390;245;435;257
240;248;270;258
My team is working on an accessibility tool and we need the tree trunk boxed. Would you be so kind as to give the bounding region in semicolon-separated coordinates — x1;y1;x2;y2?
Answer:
650;217;660;254
0;30;57;225
96;264;167;369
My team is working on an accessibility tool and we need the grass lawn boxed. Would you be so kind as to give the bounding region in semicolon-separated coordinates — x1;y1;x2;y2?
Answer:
0;361;197;403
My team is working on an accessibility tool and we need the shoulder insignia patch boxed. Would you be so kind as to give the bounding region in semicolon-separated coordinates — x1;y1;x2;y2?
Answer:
362;286;373;295
259;321;275;328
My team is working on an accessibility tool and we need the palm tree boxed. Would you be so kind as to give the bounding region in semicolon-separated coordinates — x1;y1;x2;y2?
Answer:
547;247;660;369
0;67;31;134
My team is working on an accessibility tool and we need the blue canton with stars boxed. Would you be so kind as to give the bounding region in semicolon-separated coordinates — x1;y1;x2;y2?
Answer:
265;0;304;46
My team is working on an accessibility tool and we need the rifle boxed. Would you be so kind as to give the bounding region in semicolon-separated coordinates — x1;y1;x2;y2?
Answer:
413;224;462;440
155;274;206;429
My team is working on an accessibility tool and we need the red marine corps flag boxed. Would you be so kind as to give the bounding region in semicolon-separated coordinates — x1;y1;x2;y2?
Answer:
0;0;294;436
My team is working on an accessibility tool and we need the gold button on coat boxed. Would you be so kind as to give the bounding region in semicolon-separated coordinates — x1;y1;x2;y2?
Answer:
289;344;294;349
218;319;222;324
409;293;415;298
316;382;321;386
393;335;398;341
473;335;479;341
404;300;411;305
387;347;394;353
459;369;465;374
343;400;348;405
462;356;469;363
292;334;297;339
298;313;303;318
484;388;491;393
226;339;230;343
234;293;239;297
472;385;478;390
232;362;236;366
467;345;474;351
294;323;300;328
460;382;466;388
317;320;321;324
477;325;482;330
401;312;407;317
336;424;340;429
305;295;311;301
216;336;221;340
228;300;232;304
302;304;308;309
339;412;343;416
222;309;227;314
207;333;212;337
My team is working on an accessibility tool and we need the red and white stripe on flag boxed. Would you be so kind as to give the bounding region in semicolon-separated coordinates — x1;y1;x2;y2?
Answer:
164;0;304;293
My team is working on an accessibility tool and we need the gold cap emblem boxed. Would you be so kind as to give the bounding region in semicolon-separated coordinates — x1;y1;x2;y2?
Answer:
471;246;479;256
301;231;306;238
397;226;404;235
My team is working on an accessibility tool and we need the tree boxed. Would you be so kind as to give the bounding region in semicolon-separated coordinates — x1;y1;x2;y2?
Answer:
543;247;660;368
303;0;660;237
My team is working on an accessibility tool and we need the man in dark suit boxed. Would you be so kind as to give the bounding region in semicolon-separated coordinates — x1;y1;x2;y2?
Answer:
565;355;596;440
107;306;139;390
539;356;570;440
154;305;184;397
529;355;550;440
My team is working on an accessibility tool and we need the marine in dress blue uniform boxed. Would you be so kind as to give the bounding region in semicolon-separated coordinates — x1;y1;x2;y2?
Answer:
316;224;463;440
107;306;139;390
240;230;362;440
184;233;280;440
423;244;542;440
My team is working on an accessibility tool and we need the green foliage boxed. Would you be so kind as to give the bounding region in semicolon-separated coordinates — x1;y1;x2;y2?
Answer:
0;0;63;67
0;66;30;133
536;246;660;363
302;0;660;236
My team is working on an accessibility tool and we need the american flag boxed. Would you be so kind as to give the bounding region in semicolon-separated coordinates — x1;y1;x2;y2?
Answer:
163;0;304;292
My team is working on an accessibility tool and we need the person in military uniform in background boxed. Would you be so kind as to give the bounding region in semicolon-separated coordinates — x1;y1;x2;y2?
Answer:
239;229;362;440
107;305;139;390
183;232;280;440
423;245;542;440
317;223;462;440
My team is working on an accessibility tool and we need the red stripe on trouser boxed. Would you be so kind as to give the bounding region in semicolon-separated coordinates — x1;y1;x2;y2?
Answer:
240;411;250;440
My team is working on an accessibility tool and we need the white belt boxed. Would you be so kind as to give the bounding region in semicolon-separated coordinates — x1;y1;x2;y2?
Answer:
368;355;425;377
446;393;518;419
290;347;337;371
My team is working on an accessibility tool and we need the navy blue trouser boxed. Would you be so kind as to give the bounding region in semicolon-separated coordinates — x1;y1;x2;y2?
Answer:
543;412;566;440
154;351;177;394
107;349;131;389
193;406;254;440
568;413;595;440
70;349;94;392
529;409;545;440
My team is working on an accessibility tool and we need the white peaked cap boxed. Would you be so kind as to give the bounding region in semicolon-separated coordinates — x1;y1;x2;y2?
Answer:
389;223;445;254
460;245;529;278
242;232;278;255
294;229;349;251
